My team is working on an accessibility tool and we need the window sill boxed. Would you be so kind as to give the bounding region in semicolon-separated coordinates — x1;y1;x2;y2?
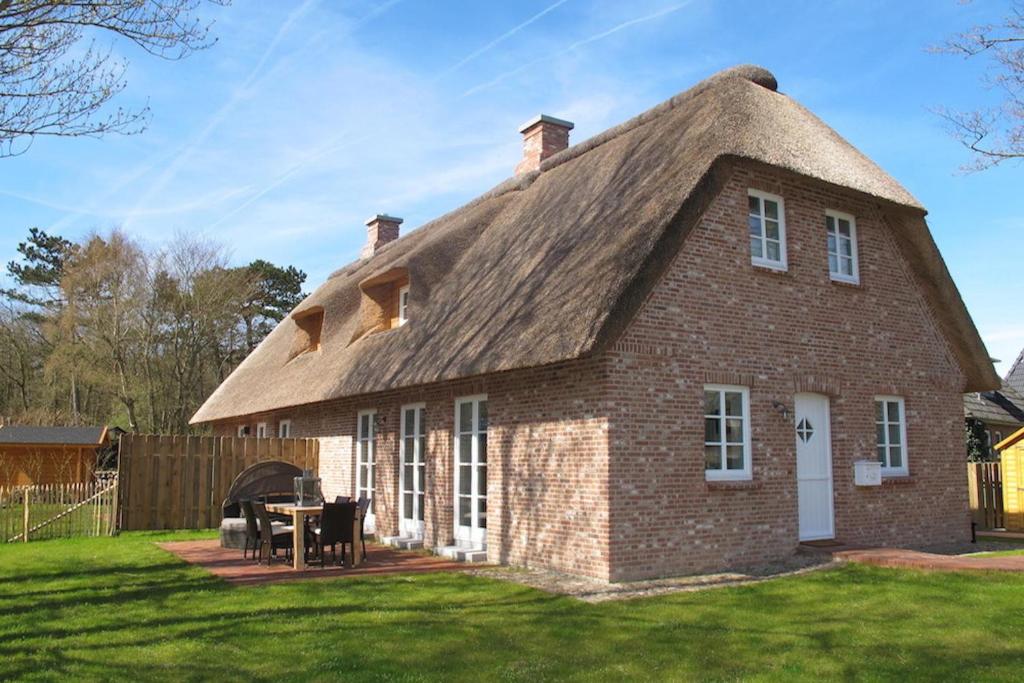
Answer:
705;479;762;492
751;262;789;276
829;276;861;289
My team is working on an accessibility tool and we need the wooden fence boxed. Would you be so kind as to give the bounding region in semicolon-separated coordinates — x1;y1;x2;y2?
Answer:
967;461;1004;530
117;435;319;531
1;477;118;543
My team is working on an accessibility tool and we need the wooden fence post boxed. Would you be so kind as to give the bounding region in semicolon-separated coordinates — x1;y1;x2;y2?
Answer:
22;488;29;542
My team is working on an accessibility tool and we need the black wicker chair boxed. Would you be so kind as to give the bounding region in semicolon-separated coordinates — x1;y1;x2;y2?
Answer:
334;495;351;504
239;499;261;560
252;501;293;564
312;502;356;566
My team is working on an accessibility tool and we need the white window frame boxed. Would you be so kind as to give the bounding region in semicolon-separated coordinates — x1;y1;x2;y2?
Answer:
454;394;488;546
278;420;292;438
747;189;787;271
398;285;410;326
703;384;753;481
237;425;249;437
875;396;909;476
356;409;377;527
825;209;859;284
255;422;267;438
399;403;426;538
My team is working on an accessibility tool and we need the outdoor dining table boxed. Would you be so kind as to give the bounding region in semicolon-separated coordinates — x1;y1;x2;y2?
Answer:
265;502;362;570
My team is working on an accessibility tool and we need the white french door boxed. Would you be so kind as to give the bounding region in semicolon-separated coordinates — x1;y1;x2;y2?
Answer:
399;404;426;539
795;393;835;541
454;395;487;547
356;409;376;532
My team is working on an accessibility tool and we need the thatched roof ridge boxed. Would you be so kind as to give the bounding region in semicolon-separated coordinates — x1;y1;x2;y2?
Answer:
191;64;995;424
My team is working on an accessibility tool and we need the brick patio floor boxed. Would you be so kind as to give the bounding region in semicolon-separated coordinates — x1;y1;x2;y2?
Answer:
802;543;1024;572
158;539;473;586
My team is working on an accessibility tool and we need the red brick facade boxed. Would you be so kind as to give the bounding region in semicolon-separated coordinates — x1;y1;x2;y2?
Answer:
215;162;970;582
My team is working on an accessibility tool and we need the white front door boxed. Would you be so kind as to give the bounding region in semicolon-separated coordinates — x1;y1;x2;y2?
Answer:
356;409;376;533
454;395;487;548
399;404;426;539
795;393;835;541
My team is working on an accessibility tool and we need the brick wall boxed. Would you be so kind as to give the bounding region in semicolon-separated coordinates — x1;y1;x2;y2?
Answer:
605;162;968;580
214;358;612;579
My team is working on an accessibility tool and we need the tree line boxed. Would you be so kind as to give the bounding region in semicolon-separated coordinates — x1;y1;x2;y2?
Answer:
0;228;305;434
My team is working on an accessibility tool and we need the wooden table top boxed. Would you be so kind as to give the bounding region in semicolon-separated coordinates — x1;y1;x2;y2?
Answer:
264;503;324;514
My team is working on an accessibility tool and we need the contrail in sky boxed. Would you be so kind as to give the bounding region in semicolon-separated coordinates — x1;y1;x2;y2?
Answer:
462;1;693;98
434;0;571;80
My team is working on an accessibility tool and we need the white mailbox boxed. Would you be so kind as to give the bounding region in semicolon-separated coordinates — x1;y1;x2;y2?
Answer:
854;460;882;486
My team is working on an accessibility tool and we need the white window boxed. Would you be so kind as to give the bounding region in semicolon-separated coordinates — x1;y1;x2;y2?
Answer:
703;385;752;480
875;397;908;476
826;210;859;283
995;431;1004;452
356;410;376;523
278;420;292;438
398;285;410;326
237;425;249;437
748;189;787;270
256;422;267;438
400;404;426;537
454;395;488;545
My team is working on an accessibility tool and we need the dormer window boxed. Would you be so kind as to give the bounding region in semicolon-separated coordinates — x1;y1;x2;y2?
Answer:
399;285;410;326
350;267;411;343
289;306;324;361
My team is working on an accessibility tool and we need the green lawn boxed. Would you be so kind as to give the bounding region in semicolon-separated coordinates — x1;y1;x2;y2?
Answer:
2;533;1024;681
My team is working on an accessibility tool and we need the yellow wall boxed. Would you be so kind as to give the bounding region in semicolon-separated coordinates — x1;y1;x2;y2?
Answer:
1001;431;1024;532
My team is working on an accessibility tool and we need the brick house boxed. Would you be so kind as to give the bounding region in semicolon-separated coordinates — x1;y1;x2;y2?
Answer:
192;65;999;581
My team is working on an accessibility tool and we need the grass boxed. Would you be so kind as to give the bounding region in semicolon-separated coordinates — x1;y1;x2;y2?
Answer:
2;533;1024;681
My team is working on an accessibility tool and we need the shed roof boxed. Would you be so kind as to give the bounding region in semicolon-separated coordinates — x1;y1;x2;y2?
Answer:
995;426;1024;451
0;425;109;446
191;64;999;424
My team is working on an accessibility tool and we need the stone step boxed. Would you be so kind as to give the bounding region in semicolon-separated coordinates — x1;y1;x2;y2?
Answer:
437;545;487;562
381;535;424;551
455;548;488;563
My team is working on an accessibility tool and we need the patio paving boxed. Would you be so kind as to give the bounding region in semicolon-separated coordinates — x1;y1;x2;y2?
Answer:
801;540;1024;572
158;539;474;586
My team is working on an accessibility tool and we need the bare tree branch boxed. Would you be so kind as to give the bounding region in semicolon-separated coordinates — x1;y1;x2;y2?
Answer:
0;0;229;157
931;1;1024;171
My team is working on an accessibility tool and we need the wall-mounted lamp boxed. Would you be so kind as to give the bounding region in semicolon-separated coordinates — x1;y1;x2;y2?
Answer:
373;414;387;431
772;401;790;420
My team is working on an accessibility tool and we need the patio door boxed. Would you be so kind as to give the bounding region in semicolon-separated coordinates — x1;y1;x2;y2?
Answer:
454;395;487;548
356;409;376;533
399;404;426;539
795;393;834;541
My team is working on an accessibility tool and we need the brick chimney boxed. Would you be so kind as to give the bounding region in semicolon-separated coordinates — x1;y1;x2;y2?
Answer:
361;214;403;259
515;114;574;174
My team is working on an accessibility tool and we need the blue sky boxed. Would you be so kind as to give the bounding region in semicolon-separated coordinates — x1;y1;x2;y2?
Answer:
0;0;1021;373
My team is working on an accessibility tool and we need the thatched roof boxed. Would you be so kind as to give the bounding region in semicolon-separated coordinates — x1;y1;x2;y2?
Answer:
192;65;998;424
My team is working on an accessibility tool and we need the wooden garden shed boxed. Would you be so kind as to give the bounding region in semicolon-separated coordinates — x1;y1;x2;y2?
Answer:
0;425;109;487
996;427;1024;532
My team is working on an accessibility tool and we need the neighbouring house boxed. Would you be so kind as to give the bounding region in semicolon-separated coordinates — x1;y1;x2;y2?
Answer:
191;65;999;581
1006;348;1024;397
0;425;110;487
963;383;1024;459
995;428;1024;532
